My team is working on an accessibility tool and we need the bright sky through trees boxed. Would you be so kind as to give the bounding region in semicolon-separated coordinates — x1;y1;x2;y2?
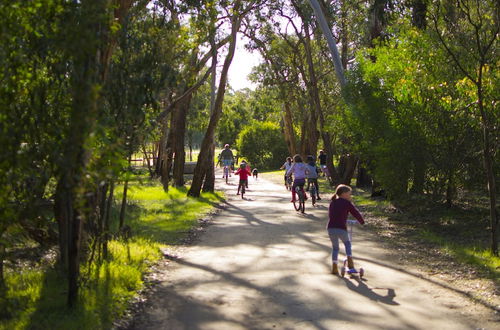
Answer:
228;34;261;90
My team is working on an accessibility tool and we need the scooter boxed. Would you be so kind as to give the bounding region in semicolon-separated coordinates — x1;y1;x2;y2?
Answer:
340;220;365;278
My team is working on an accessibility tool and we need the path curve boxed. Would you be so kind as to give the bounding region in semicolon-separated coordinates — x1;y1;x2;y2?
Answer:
131;173;497;330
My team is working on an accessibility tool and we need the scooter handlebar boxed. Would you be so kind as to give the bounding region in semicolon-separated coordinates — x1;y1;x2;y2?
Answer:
347;220;359;225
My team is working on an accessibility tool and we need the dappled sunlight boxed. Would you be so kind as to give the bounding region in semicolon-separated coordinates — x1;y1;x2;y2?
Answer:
134;174;486;329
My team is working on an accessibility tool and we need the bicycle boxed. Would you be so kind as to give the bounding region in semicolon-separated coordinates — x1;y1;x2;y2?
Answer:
293;185;306;213
286;175;293;191
238;180;246;199
310;182;317;206
223;165;230;184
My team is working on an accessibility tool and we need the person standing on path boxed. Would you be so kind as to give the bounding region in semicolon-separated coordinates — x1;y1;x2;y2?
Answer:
327;184;365;275
318;150;327;176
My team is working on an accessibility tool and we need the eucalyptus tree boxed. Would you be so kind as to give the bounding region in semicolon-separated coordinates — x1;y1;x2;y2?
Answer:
188;0;268;197
429;0;499;255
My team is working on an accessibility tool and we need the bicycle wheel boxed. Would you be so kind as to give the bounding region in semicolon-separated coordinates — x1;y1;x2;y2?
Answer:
293;187;301;211
311;187;316;206
300;192;305;213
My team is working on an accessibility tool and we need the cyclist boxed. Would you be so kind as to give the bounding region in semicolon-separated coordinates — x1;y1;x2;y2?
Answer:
286;154;309;203
218;144;234;178
235;162;251;195
306;155;321;201
280;157;293;188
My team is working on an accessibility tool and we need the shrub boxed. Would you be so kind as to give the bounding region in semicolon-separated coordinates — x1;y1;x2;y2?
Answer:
236;122;288;170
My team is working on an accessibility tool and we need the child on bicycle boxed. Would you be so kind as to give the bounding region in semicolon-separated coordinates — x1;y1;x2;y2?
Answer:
305;155;321;201
327;184;365;275
234;162;251;195
286;154;309;203
280;157;293;188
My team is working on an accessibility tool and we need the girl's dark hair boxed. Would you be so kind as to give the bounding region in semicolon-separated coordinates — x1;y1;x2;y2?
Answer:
293;154;303;163
306;155;314;162
331;184;352;200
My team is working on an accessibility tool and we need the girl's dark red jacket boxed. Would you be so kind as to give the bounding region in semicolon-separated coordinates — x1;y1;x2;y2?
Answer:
327;197;365;230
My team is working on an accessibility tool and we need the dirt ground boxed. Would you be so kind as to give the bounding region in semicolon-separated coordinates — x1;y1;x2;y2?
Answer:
126;173;499;330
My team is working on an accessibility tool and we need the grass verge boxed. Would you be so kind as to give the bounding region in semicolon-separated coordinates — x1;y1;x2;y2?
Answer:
1;174;223;330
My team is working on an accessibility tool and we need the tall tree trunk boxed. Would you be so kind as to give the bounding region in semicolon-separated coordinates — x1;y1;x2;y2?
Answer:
163;109;176;190
172;95;193;186
119;156;131;230
356;161;372;188
340;154;358;185
282;102;297;156
202;143;215;192
155;120;168;177
410;161;426;195
142;144;154;178
54;1;133;307
302;22;339;182
188;7;242;197
188;136;193;162
102;180;114;260
477;74;498;255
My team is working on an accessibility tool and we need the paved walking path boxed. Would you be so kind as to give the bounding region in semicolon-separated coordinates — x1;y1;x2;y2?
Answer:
132;174;497;330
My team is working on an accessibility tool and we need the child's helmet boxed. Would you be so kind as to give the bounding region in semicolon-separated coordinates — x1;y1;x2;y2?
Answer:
307;155;314;162
240;162;247;168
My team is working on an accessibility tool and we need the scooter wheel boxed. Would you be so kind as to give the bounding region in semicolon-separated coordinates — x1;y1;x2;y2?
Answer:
359;268;364;278
340;266;346;278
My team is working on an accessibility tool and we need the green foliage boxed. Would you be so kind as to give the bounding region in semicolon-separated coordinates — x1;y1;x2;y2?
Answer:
0;175;223;329
0;237;160;330
345;24;494;200
217;88;281;147
236;122;288;169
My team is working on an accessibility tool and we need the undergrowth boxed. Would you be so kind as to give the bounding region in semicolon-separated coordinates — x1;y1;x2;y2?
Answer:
1;176;223;330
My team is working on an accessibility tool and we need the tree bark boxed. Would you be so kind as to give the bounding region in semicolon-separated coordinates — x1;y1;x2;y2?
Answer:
282;102;297;156
202;144;216;193
302;21;339;183
54;1;133;307
119;157;131;230
142;144;154;178
356;161;372;188
102;181;114;259
340;154;358;185
172;95;193;186
477;74;498;255
188;4;242;197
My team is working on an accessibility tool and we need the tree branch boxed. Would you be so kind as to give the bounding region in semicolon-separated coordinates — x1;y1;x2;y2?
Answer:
156;66;212;122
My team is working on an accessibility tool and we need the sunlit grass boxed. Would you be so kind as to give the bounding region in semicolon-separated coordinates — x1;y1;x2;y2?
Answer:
419;230;500;280
1;177;223;330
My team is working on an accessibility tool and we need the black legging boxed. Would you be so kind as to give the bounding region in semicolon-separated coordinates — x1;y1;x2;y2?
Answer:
307;178;319;196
